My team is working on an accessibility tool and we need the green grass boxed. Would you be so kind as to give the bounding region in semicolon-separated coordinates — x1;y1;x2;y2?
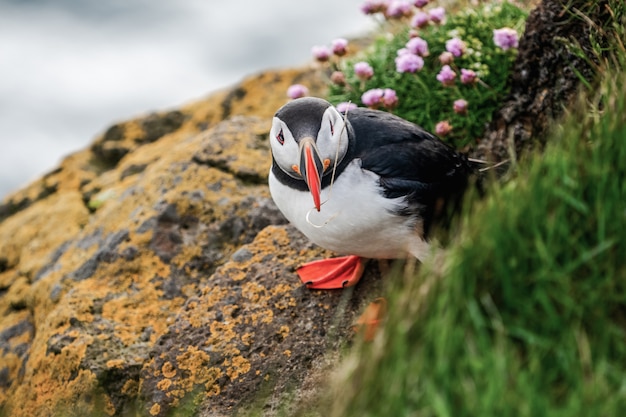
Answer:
324;4;626;415
329;2;527;148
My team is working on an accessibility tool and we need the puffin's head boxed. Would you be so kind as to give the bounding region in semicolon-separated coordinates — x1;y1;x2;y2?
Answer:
270;97;350;211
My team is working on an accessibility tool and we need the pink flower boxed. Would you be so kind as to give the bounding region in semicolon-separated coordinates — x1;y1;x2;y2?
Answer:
439;51;454;65
460;68;477;84
386;0;412;19
382;88;398;109
331;38;348;56
287;84;309;99
361;0;388;15
428;6;446;24
395;53;424;73
336;102;358;113
406;37;429;57
413;0;428;8
362;88;385;108
436;65;456;86
330;71;346;86
410;11;429;28
311;45;331;62
493;27;519;50
445;37;466;57
435;120;453;136
354;61;375;80
453;99;468;115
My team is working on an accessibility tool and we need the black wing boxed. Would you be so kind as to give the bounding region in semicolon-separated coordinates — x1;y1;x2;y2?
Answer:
347;108;472;232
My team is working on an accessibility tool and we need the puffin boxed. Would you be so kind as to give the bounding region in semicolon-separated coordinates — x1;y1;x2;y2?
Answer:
268;97;474;289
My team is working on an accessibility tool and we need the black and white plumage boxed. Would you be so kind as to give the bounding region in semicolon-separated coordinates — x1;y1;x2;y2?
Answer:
268;97;472;263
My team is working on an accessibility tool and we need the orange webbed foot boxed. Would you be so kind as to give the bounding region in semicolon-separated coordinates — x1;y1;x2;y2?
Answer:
296;255;366;290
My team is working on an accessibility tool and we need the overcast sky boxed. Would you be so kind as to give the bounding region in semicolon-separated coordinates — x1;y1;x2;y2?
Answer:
0;0;373;199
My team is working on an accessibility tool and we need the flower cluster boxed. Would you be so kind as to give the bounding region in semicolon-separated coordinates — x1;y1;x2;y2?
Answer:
322;0;526;146
361;88;399;109
312;37;350;63
286;1;525;145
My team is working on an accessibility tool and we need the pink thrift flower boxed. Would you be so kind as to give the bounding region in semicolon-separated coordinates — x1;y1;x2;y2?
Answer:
413;0;428;8
354;61;375;80
287;84;309;99
460;68;477;84
362;88;385;108
493;27;519;50
386;0;412;19
453;99;468;115
336;102;358;112
439;51;454;65
382;88;398;109
445;37;466;57
428;6;446;24
330;71;346;86
410;11;429;28
361;0;388;15
311;45;331;62
435;120;453;136
406;37;429;57
331;38;348;56
395;53;424;73
436;65;456;86
397;47;411;56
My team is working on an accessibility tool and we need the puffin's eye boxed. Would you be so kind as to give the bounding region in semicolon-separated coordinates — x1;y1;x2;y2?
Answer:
330;121;334;135
276;129;285;145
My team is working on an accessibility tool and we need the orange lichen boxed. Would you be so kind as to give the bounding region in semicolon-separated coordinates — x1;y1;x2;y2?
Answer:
223;356;251;381
278;325;290;340
121;379;138;396
105;359;125;369
149;402;161;416
162;362;177;379
157;378;173;391
241;332;253;346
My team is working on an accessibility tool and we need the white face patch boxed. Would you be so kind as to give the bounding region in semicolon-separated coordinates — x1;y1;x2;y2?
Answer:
269;116;301;179
270;106;350;181
315;107;349;170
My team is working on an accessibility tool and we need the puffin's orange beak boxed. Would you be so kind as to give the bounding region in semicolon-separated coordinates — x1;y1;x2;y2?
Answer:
299;137;324;212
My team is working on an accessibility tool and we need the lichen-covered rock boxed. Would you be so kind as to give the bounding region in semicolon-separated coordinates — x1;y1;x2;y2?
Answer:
0;66;383;416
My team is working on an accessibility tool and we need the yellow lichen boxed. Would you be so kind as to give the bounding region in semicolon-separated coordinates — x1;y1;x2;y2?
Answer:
162;362;177;379
157;378;173;391
241;333;253;346
105;359;125;369
278;326;290;340
121;379;138;396
149;402;161;416
224;355;251;381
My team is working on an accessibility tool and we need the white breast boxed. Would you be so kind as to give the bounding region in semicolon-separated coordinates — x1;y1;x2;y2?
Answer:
269;160;430;260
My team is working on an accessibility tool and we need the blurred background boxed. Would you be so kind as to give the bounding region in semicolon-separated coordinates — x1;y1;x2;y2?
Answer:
0;0;373;199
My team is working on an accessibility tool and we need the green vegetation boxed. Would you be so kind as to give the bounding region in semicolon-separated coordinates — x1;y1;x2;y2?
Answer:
324;1;626;416
328;2;527;148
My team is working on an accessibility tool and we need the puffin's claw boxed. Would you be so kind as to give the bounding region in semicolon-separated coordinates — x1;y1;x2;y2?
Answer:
296;255;365;290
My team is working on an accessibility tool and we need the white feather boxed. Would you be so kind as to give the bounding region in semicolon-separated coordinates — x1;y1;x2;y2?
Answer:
269;159;431;260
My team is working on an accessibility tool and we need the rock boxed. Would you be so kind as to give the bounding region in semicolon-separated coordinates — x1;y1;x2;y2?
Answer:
0;66;383;416
476;0;609;161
